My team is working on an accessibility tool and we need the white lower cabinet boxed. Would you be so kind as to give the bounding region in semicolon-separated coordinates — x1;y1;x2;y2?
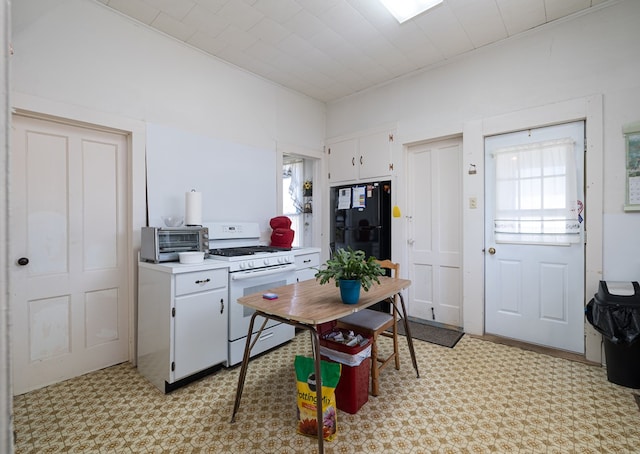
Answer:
295;249;320;282
173;288;226;380
138;262;228;392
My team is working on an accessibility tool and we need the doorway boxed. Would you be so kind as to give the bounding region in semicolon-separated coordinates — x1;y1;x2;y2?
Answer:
484;121;585;353
406;137;463;327
10;114;131;394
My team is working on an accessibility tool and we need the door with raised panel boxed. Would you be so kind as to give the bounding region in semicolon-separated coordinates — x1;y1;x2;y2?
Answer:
407;138;462;326
10;115;130;394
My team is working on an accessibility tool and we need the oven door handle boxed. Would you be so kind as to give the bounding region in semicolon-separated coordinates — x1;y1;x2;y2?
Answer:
230;264;297;281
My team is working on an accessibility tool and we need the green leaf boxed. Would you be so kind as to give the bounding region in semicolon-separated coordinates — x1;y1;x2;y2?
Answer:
314;247;384;291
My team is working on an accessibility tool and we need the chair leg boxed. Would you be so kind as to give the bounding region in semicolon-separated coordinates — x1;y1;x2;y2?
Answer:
393;318;400;370
309;330;317;358
370;334;380;397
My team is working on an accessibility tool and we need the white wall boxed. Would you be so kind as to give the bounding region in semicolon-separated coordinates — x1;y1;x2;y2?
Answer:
9;0;327;382
11;0;326;235
326;0;640;358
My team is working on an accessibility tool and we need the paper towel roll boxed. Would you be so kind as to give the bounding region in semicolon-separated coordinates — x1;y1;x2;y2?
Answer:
185;190;202;226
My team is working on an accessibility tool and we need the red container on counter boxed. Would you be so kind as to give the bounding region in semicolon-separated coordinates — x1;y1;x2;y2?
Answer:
318;321;372;414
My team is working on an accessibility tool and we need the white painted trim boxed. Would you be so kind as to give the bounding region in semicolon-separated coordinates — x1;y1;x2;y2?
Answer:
276;142;325;254
12;91;147;366
1;0;12;449
326;121;398;144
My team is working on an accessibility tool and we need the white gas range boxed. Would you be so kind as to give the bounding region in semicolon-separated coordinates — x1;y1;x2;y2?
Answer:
204;222;296;366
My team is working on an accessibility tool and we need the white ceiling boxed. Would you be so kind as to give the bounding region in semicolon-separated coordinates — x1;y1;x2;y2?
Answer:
98;0;607;103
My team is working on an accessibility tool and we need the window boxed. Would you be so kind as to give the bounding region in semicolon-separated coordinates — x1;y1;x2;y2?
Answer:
493;138;582;244
283;159;303;247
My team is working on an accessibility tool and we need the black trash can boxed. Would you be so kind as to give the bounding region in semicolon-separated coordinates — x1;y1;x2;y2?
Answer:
586;281;640;388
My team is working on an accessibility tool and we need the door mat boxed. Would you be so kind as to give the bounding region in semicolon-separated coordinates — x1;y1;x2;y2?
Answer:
394;319;464;348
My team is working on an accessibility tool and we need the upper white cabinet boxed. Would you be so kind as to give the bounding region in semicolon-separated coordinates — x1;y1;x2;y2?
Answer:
328;130;395;184
327;138;358;183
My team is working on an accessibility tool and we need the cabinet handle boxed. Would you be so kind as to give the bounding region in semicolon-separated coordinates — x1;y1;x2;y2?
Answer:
360;155;363;165
195;278;211;284
220;298;224;314
303;259;311;263
351;157;355;166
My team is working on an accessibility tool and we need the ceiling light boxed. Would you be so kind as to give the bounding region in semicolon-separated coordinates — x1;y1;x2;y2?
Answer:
379;0;443;24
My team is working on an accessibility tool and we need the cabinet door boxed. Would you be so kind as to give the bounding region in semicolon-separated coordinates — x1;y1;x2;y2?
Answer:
328;138;358;183
296;268;317;283
358;130;392;180
173;289;227;380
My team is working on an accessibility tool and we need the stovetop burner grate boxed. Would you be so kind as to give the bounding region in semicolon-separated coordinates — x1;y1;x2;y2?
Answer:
209;245;291;257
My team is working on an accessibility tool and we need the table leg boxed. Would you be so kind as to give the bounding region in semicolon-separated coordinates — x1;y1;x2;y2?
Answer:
309;326;324;454
229;313;325;454
397;292;420;378
231;312;259;423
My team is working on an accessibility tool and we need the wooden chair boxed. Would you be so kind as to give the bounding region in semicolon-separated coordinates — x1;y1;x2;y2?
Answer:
336;259;400;396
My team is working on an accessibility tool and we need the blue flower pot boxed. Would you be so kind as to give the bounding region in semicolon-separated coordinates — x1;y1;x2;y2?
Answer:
339;279;361;305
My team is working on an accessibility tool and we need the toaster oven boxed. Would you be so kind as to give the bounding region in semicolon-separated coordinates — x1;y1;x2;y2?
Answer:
140;226;209;263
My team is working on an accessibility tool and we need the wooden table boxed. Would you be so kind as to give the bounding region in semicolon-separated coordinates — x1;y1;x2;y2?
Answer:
230;277;419;454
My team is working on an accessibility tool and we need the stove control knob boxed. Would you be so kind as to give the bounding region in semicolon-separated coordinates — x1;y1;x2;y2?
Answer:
248;261;255;269
239;262;246;270
263;258;270;266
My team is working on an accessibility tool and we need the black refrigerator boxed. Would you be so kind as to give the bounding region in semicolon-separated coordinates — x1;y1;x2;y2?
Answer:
329;180;392;262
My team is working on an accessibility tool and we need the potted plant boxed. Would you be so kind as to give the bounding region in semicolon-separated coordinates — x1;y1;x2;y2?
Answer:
315;248;385;304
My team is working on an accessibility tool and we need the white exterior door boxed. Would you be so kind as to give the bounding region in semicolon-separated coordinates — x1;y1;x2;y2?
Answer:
10;115;130;394
407;138;462;326
484;121;585;353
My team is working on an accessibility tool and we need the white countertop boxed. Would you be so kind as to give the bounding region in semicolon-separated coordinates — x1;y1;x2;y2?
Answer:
138;258;229;274
291;247;321;255
138;247;321;274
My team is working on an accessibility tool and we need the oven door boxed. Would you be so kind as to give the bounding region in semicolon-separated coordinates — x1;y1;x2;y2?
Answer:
228;264;297;341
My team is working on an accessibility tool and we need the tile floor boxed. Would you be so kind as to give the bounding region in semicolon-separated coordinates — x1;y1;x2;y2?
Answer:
13;333;640;453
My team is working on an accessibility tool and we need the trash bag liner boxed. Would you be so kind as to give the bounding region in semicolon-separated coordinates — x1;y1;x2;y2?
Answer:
585;281;640;345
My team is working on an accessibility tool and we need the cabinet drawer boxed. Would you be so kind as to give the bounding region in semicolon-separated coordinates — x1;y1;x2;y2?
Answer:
175;269;227;296
295;253;320;269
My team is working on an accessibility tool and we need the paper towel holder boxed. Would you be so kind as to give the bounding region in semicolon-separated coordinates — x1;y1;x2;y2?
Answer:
185;189;203;226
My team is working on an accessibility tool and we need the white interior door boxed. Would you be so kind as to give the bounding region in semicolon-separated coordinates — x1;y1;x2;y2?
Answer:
484;121;585;353
10;115;130;394
407;138;462;326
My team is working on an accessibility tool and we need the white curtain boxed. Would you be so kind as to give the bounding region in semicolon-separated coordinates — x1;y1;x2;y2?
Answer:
283;160;303;247
492;138;582;244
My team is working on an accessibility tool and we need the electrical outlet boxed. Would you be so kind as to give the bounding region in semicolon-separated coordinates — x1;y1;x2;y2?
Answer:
469;197;477;209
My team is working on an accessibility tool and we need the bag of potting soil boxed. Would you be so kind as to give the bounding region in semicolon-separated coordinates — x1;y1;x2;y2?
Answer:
294;355;341;441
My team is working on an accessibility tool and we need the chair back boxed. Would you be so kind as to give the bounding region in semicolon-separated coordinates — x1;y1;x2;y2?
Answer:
374;259;399;279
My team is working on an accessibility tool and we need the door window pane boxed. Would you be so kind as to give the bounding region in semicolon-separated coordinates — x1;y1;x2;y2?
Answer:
492;138;581;244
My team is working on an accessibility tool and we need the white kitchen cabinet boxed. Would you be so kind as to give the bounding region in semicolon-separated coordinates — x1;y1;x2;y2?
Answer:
137;261;228;392
294;248;321;282
328;130;394;184
327;137;358;183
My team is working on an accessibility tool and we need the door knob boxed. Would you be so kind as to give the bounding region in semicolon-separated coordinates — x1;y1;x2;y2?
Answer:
17;257;29;266
488;247;496;255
